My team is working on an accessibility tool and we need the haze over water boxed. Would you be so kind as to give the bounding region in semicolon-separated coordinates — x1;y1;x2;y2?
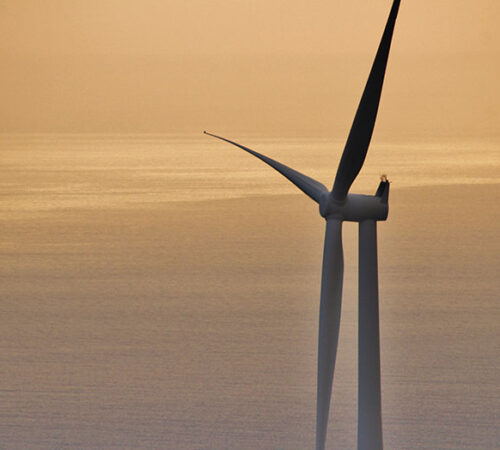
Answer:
1;134;498;449
2;0;500;447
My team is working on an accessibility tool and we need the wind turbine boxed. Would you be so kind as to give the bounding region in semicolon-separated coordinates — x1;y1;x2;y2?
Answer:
204;1;401;448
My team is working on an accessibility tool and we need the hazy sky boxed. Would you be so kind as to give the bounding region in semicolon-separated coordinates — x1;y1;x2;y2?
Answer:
1;0;499;136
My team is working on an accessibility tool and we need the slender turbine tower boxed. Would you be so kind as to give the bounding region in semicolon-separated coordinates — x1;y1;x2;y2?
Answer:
205;1;401;449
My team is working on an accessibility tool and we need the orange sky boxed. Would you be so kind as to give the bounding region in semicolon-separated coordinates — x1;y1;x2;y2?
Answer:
1;0;499;137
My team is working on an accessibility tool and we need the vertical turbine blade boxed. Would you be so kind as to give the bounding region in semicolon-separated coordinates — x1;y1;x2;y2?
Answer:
316;219;344;450
204;131;328;203
332;0;401;201
358;220;383;450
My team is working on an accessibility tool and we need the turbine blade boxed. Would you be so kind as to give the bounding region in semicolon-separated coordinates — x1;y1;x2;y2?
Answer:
358;220;382;450
316;219;344;450
332;0;401;201
204;131;328;203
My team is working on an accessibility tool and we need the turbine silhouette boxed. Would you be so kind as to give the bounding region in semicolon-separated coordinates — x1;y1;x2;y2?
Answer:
205;1;400;448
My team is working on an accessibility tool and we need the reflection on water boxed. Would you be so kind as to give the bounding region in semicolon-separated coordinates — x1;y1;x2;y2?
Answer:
0;135;498;449
1;134;499;213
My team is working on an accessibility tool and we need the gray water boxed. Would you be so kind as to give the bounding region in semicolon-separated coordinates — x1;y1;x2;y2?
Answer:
1;134;499;448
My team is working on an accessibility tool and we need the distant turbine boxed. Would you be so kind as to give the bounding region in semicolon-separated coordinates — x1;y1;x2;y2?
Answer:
204;1;401;449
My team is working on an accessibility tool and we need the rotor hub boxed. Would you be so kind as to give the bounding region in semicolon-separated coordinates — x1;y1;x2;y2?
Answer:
319;180;389;222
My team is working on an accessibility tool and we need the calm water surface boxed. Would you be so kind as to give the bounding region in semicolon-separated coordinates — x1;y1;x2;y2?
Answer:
0;135;499;448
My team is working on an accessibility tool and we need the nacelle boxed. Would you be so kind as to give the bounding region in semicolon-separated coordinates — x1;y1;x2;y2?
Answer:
319;180;389;222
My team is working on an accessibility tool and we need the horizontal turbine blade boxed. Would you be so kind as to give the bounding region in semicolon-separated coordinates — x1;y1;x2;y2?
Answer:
316;219;344;450
332;0;401;201
204;131;328;203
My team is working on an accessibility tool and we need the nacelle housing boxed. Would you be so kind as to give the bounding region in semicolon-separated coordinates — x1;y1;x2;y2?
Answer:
319;180;389;222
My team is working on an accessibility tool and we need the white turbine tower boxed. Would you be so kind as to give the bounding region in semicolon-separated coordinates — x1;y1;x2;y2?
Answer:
205;1;401;448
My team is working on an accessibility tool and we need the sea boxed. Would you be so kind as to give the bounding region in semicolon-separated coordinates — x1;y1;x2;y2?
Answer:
1;134;499;449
